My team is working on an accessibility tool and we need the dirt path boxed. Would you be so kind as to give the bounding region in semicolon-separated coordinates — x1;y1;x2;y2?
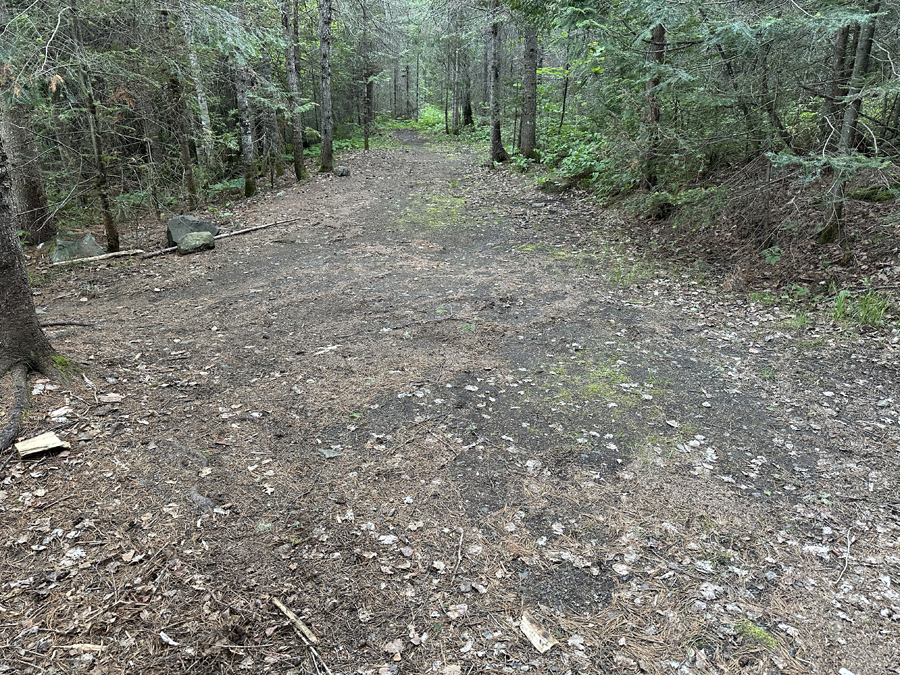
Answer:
2;131;899;674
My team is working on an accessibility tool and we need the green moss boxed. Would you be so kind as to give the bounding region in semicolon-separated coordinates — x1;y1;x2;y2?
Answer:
736;619;777;649
399;194;468;229
51;354;76;377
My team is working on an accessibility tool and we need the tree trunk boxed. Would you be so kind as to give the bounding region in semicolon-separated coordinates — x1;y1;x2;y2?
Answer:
821;1;879;244
259;49;284;184
235;63;257;197
520;26;538;159
0;116;56;380
451;46;460;134
758;48;794;151
641;23;665;190
317;0;334;172
169;76;198;208
179;0;215;169
0;0;53;247
139;93;163;220
558;53;569;133
360;0;371;151
0;104;55;244
406;64;411;119
283;0;306;177
822;25;850;148
487;1;508;163
85;84;119;252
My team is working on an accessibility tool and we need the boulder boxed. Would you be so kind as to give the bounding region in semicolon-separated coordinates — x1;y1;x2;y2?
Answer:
177;231;215;255
167;215;218;247
49;233;105;263
334;165;350;177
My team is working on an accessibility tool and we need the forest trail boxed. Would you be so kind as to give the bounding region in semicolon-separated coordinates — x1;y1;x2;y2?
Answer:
2;131;899;674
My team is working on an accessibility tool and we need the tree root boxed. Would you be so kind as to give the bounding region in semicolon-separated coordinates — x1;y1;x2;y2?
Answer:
0;364;28;461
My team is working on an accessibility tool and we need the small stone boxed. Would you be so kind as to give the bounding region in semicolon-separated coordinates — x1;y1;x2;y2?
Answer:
177;231;215;255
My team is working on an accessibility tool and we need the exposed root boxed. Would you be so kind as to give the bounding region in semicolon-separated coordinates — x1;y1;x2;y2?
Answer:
0;363;28;458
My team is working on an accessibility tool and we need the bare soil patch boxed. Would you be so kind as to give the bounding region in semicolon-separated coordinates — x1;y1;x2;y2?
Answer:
2;130;899;674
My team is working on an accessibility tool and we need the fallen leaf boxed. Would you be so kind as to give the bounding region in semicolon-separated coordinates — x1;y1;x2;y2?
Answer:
384;638;403;655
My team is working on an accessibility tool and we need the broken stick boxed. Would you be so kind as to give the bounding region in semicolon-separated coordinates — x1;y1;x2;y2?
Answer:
271;597;319;645
49;249;145;267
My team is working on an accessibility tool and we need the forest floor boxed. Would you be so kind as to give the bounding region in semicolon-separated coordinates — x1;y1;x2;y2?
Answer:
2;130;900;675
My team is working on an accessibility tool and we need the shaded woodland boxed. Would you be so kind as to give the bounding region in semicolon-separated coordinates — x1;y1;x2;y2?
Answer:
1;0;897;247
1;0;899;388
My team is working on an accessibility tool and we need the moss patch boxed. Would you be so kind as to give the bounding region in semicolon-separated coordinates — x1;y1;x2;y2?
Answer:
399;194;468;229
736;619;777;649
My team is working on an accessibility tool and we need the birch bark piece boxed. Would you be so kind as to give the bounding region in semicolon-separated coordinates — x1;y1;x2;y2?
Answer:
520;611;558;654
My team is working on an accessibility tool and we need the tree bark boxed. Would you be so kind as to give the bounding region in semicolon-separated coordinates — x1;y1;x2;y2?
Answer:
558;52;569;133
520;26;538;159
234;63;257;198
0;104;55;244
283;0;307;177
139;93;163;220
179;0;215;169
85;82;119;252
487;1;508;164
360;0;371;152
822;25;850;148
169;76;198;208
0;0;53;246
821;1;879;244
450;45;460;134
641;23;665;190
317;0;334;172
0;114;56;380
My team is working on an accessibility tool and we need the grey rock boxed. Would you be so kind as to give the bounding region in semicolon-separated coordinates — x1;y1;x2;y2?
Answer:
177;231;215;255
334;165;350;177
167;215;219;247
49;233;105;263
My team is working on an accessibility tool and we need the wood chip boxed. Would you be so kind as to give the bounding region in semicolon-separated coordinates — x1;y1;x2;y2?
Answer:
520;611;558;654
15;432;71;458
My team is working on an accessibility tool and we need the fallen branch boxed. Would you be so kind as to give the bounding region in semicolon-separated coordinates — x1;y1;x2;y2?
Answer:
49;249;145;267
142;216;306;259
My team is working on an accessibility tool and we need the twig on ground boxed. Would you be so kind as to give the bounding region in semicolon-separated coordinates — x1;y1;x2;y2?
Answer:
450;529;465;582
49;249;144;267
271;598;332;675
271;597;319;644
142;216;306;259
835;528;853;584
